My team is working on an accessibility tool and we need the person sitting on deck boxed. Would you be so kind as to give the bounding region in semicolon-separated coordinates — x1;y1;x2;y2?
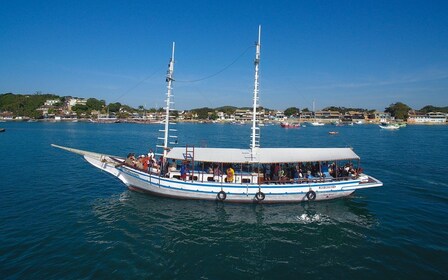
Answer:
264;164;271;181
125;153;136;167
213;164;222;181
226;166;235;183
322;162;329;177
207;164;213;174
169;159;177;172
293;164;300;182
136;155;145;169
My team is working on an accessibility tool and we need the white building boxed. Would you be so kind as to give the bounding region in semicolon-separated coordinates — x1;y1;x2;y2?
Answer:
44;99;60;106
407;112;447;124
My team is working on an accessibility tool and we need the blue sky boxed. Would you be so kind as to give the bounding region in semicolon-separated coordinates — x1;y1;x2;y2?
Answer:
1;0;447;111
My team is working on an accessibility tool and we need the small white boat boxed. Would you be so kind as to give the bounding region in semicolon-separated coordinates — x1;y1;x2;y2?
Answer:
52;26;382;203
379;122;399;130
309;122;325;126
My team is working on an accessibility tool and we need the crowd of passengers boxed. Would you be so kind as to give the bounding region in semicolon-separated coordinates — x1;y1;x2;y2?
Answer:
123;150;361;183
261;162;360;182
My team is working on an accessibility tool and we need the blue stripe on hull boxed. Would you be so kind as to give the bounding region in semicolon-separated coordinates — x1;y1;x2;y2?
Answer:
117;166;357;198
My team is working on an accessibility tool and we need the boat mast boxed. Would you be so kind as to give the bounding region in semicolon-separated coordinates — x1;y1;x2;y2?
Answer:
250;25;261;160
163;42;175;158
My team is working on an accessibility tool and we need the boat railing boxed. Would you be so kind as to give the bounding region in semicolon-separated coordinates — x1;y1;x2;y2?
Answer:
261;175;357;185
121;162;359;185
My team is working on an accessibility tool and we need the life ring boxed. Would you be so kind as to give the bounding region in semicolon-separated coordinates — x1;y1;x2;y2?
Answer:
306;190;316;201
255;191;265;201
217;190;227;201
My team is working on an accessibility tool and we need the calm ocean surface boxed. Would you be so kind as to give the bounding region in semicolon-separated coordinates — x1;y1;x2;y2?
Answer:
0;122;447;279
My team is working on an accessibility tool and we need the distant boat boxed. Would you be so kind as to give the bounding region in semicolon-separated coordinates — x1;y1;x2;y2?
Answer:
379;122;400;130
0;128;5;132
328;131;338;135
309;122;325;126
90;116;119;123
280;122;300;128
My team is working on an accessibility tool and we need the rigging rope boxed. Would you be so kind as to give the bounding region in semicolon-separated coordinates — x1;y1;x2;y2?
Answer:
176;45;254;83
110;44;253;106
112;68;162;103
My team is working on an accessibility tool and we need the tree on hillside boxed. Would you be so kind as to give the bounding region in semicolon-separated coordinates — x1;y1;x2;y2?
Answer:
419;105;448;114
215;106;237;115
0;92;58;117
322;106;369;114
108;102;121;113
191;107;213;119
284;107;300;117
86;98;105;111
385;102;411;120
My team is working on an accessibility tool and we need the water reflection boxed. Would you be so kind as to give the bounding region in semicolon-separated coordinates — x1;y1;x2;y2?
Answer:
91;191;377;228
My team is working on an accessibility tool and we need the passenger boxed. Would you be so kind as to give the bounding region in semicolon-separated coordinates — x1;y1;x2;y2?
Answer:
136;155;144;169
273;164;280;181
125;153;136;166
162;159;169;176
226;165;235;183
278;168;285;180
157;156;164;168
169;159;177;172
213;164;222;181
322;162;329;177
148;156;154;168
293;164;300;182
148;149;155;159
343;164;350;177
264;164;271;181
142;155;149;170
207;165;213;174
180;161;189;181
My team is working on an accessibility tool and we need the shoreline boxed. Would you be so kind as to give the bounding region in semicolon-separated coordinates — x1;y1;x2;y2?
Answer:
0;118;446;125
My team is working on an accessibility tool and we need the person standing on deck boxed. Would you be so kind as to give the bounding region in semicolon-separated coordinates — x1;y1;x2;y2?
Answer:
180;161;189;181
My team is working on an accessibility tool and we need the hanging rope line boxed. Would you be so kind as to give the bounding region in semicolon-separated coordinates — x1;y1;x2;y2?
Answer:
176;45;254;83
112;68;162;103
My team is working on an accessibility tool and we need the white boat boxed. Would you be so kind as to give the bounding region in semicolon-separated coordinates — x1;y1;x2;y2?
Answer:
52;26;382;203
309;122;325;126
379;122;399;130
90;116;119;123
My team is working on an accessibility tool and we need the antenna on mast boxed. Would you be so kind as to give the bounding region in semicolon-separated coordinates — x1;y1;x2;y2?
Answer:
250;25;261;160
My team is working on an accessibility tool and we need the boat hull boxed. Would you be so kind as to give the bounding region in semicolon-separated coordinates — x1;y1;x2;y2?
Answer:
84;154;381;203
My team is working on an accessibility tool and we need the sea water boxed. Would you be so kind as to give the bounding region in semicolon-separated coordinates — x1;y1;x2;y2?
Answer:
0;122;447;279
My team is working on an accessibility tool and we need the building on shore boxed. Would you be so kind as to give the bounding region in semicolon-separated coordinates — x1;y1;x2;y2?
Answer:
368;111;393;123
314;111;341;123
407;111;447;124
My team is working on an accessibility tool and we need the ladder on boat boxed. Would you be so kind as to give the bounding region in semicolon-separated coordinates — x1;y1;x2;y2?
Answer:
184;145;195;181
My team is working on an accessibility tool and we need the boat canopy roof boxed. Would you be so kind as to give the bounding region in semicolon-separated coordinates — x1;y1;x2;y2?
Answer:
165;147;360;164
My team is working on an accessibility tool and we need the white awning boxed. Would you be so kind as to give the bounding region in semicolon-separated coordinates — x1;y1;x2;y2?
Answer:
165;147;360;163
